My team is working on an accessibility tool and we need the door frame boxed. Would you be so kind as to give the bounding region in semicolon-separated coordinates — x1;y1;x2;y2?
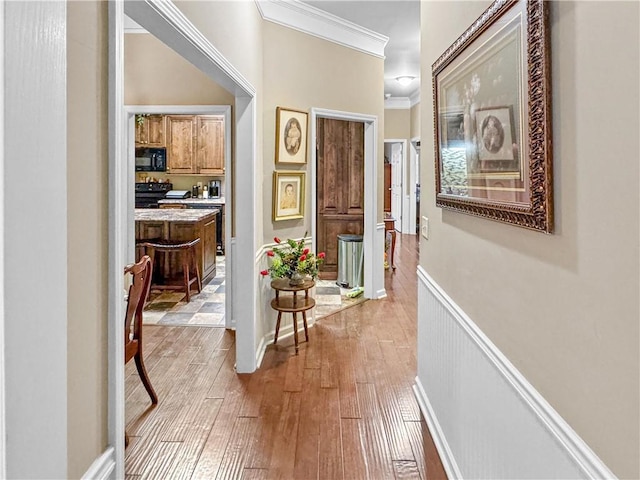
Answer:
310;108;384;300
384;138;414;234
109;2;257;477
124;104;233;329
410;136;420;234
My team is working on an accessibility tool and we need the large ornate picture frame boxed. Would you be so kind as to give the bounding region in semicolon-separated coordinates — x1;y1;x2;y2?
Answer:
275;107;308;165
433;0;553;232
273;171;305;221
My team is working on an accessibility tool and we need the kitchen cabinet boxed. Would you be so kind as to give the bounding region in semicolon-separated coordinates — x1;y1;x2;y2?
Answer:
165;115;196;174
135;114;165;147
166;115;225;175
196;116;225;175
135;208;219;281
158;199;226;255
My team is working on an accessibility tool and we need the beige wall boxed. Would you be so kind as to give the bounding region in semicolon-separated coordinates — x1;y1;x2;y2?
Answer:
67;2;109;477
421;1;639;477
410;102;420;140
173;0;264;239
125;34;234;106
384;108;411;139
263;22;385;243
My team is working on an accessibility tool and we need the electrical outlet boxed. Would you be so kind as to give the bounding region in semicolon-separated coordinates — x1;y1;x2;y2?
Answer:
421;216;429;239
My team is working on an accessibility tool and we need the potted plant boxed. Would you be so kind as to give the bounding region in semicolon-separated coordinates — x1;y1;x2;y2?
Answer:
260;236;325;286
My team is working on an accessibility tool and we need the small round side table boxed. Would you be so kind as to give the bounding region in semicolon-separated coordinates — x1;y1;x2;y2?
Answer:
270;277;315;354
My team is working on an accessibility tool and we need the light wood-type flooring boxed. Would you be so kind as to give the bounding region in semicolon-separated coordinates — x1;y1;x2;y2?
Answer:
125;233;447;480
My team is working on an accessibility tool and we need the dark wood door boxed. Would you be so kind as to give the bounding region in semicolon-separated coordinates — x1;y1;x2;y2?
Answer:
384;162;391;212
316;118;364;277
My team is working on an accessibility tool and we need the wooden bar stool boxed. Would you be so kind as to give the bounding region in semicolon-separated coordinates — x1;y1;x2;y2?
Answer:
140;238;202;302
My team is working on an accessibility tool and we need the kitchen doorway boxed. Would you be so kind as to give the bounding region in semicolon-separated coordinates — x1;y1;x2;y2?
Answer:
110;3;257;476
125;105;232;329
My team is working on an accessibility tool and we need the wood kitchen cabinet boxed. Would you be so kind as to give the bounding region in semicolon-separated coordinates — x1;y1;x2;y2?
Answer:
196;115;225;175
135;114;165;147
135;208;218;281
166;114;225;175
165;115;196;174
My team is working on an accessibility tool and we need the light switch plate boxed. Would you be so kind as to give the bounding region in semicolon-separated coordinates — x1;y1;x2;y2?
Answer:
421;216;429;239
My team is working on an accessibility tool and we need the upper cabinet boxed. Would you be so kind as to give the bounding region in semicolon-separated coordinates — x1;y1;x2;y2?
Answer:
166;115;196;174
135;115;165;147
196;116;225;175
165;114;226;175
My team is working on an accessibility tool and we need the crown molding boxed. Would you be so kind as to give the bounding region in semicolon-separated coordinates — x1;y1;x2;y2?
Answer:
255;0;388;58
409;89;421;107
384;97;411;110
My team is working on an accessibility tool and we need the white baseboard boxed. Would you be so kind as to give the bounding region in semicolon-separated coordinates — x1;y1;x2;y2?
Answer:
413;379;462;479
82;446;115;480
415;266;616;480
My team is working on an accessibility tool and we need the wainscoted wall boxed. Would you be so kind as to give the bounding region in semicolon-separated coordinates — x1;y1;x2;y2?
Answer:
414;267;615;479
255;237;317;367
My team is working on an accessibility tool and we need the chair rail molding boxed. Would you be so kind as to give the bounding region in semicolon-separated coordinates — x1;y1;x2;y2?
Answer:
414;266;617;479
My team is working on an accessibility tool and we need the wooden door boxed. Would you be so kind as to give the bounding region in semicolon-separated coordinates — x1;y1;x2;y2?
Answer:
316;118;364;276
384;162;391;212
166;115;196;174
196;115;225;175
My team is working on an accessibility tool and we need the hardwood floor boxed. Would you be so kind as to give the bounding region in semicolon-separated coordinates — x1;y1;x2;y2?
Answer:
125;233;447;480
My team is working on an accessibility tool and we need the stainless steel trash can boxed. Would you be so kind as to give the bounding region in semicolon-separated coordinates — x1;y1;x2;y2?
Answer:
336;234;364;288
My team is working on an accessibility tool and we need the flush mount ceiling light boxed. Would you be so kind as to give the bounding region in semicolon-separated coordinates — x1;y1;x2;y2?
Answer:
396;76;415;86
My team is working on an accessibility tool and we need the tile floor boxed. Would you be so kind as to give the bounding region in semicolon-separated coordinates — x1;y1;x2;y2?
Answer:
143;256;365;326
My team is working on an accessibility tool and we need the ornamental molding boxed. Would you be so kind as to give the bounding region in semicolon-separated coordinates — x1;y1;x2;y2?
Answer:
255;0;388;58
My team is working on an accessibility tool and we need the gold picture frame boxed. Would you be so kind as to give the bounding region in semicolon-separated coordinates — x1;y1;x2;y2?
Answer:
275;107;308;164
273;171;305;221
433;0;553;232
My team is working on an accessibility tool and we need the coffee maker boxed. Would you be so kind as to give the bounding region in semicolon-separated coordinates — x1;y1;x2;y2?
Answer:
209;180;221;198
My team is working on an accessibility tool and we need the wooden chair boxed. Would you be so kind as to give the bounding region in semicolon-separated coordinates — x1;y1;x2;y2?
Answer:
124;256;158;446
140;238;202;302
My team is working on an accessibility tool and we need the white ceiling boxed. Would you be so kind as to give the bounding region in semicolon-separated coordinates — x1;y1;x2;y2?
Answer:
301;0;420;100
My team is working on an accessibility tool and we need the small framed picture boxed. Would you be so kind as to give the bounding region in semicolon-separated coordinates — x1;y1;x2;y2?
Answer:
275;107;308;164
273;171;305;221
475;106;516;162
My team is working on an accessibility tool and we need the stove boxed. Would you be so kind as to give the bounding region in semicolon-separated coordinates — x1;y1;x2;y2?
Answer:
135;182;173;208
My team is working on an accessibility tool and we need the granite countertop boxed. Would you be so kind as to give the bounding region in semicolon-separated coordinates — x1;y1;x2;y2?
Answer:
135;208;219;222
158;197;226;206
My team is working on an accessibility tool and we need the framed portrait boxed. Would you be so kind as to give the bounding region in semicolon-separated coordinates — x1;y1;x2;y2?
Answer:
275;107;308;164
273;171;305;221
433;0;553;232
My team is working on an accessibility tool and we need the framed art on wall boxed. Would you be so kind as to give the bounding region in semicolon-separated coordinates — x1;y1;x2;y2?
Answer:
432;0;553;232
275;107;308;164
273;171;305;221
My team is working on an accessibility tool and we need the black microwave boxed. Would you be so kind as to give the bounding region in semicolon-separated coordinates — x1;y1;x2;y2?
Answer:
135;147;167;172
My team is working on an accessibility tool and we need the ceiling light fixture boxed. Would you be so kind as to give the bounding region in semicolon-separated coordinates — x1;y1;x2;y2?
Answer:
396;76;415;86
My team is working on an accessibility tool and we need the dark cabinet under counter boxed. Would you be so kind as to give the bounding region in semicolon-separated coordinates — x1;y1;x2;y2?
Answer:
158;199;225;255
135;208;219;281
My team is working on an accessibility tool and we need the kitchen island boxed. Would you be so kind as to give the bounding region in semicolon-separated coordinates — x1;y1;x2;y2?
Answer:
158;197;226;255
135;208;219;281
